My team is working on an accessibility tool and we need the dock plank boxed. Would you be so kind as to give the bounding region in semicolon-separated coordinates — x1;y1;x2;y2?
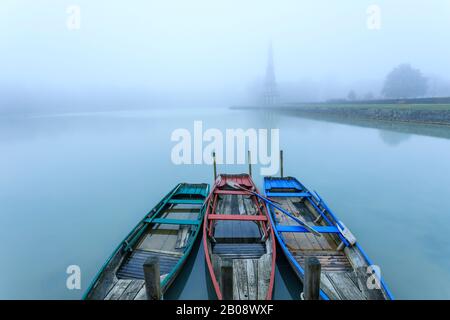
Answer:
175;225;191;249
119;280;145;300
246;259;257;300
105;279;132;300
257;254;271;300
325;272;366;300
233;259;249;300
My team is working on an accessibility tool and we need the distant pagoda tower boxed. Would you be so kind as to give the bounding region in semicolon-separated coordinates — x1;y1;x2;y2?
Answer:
263;42;279;105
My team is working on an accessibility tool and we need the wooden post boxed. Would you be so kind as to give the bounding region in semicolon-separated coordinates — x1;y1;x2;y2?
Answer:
143;256;161;300
221;261;233;300
213;152;217;181
303;256;321;300
248;150;252;177
280;150;284;177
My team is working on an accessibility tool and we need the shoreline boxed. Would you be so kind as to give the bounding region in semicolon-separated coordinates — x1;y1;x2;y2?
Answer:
231;104;450;140
231;104;450;127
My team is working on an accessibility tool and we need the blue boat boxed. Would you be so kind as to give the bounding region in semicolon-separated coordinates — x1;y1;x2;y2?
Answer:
263;176;393;300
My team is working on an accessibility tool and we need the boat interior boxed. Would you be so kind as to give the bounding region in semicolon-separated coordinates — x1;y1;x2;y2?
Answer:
88;183;208;300
265;177;387;300
207;187;273;300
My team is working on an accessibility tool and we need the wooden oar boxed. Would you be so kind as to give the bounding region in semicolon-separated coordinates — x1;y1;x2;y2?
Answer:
225;180;321;236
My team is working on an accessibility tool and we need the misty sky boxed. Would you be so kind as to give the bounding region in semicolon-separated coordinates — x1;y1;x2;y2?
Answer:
1;0;450;105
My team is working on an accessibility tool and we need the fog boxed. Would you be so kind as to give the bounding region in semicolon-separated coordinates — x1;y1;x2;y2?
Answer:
1;0;450;112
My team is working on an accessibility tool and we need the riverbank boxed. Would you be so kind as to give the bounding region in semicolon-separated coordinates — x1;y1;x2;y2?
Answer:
232;103;450;126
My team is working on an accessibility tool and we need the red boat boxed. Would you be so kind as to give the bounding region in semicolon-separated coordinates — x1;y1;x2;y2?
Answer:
203;174;276;300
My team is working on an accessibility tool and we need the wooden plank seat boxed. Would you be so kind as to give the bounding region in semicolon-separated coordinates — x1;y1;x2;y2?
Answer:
212;243;266;259
207;214;267;221
292;250;353;272
144;217;200;225
167;199;204;205
117;249;182;279
266;192;310;197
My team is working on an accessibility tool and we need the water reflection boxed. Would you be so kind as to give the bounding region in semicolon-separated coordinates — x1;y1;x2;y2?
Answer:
378;130;411;146
271;109;450;141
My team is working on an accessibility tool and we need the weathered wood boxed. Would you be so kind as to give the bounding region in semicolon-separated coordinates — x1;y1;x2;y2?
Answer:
248;150;252;177
243;196;256;215
221;260;233;300
303;257;321;300
213;152;217;180
257;254;271;300
320;273;341;300
280;150;283;177
100;275;119;300
233;259;249;299
238;195;246;215
175;226;190;249
294;250;352;272
356;267;385;300
143;257;161;300
326;272;365;300
105;279;132;300
134;284;147;300
119;280;145;300
246;259;257;300
285;199;322;250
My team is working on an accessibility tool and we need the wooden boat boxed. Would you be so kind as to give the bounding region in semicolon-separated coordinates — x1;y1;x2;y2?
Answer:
203;174;276;300
83;183;209;300
263;176;394;300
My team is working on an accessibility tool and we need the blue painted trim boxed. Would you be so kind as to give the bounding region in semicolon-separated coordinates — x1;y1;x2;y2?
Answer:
266;192;311;197
277;225;339;233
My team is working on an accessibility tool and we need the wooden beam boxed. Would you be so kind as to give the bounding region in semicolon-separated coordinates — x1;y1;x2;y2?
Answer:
280;150;284;177
303;257;321;300
207;214;267;221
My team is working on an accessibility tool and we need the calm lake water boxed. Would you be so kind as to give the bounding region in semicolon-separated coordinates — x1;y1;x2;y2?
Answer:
1;107;450;299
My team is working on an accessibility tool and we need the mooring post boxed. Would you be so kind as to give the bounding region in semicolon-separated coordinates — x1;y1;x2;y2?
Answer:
280;150;284;177
213;152;217;181
248;150;252;177
303;256;321;300
143;256;161;300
